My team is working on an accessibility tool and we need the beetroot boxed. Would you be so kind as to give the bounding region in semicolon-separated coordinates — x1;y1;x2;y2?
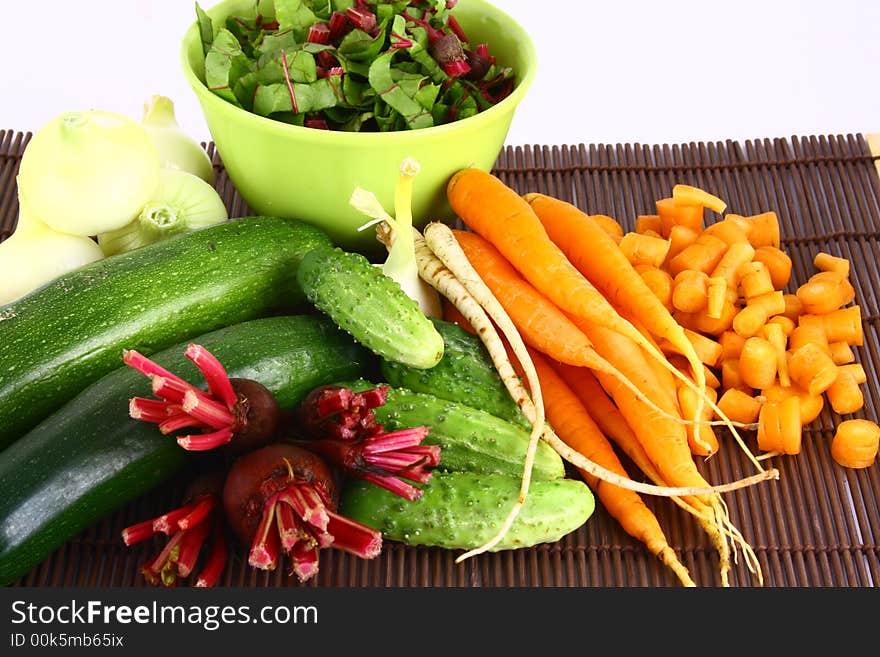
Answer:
295;384;440;500
222;443;382;582
121;471;228;587
125;344;281;454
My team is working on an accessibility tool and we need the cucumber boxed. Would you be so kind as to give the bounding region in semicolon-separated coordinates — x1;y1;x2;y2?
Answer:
296;245;444;369
0;315;371;585
379;319;529;427
0;215;331;449
338;379;564;480
341;471;595;551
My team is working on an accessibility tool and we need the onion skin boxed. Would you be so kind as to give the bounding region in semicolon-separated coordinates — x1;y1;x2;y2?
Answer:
17;110;161;236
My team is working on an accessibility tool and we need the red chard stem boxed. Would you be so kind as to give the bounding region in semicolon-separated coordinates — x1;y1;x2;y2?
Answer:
177;427;234;451
129;397;172;423
446;15;468;43
182;389;237;429
325;510;383;559
185;343;238;409
195;531;228;588
121;519;156;546
175;520;211;578
152;501;200;535
361;472;424;501
177;495;216;531
249;495;281;570
123;349;188;385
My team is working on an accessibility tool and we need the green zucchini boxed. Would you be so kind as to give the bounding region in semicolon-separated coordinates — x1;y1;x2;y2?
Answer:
337;379;564;480
0;315;371;586
0;215;331;449
341;471;595;551
297;245;444;369
379;319;529;427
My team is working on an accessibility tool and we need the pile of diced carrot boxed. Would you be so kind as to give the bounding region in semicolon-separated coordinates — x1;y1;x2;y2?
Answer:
608;185;879;469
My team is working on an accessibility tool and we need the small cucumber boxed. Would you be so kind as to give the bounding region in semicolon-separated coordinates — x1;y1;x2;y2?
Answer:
380;319;529;427
337;379;564;480
297;245;444;369
341;471;595;551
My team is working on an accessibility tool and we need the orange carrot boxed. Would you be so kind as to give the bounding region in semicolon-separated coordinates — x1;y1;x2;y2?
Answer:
656;197;704;235
619;232;671;268
523;350;695;586
757;396;802;455
450;228;689;424
831;420;880;469
518;190;747;452
672;184;727;214
716;388;763;425
753;246;792;290
589;214;624;243
813;252;850;278
636;214;662;235
788;342;838;397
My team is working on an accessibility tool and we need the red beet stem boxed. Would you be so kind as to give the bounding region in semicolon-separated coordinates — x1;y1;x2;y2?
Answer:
176;520;211;578
182;389;237;429
278;486;329;531
185;343;238;410
177;495;216;531
443;59;471;77
346;6;377;34
121;519;156;546
328;10;350;42
177;427;234;451
195;531;228;587
152;500;200;535
361;472;424;501
158;410;208;436
390;31;413;50
275;502;302;551
291;542;320;582
446;15;468;43
151;375;196;405
146;530;185;576
129;397;172;423
363;426;430;453
123;349;187;385
307;21;330;44
325;510;383;559
249;495;281;570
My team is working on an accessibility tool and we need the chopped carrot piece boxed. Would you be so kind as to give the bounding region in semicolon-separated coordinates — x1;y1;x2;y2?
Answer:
753;246;792;290
787;342;838;397
831;419;879;469
738;261;775;299
716;388;763;425
826;367;864;415
619;232;671;268
672;269;709;314
656;197;704;234
739;337;778;390
813;252;850;278
796;271;855;315
636;214;662;235
761;384;825;425
757;396;802;455
672;184;727;214
746;212;781;249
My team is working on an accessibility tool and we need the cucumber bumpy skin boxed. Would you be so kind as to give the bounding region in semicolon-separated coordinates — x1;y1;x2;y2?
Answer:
337;379;564;480
380;319;529;428
341;471;595;551
297;245;445;370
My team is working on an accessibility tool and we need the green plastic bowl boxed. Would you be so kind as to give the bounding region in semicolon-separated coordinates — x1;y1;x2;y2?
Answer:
181;0;536;253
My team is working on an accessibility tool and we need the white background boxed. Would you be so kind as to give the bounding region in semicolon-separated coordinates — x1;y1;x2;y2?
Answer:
2;0;879;146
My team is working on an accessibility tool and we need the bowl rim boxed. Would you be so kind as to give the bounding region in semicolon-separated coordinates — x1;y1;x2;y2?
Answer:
179;0;537;144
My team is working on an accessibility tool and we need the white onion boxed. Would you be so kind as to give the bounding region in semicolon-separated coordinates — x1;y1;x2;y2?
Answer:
16;110;161;236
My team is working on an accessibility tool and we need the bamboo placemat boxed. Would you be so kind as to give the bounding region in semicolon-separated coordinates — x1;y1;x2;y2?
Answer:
2;130;879;587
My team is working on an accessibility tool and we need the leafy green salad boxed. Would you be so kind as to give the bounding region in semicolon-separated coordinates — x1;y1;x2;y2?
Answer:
196;0;516;132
